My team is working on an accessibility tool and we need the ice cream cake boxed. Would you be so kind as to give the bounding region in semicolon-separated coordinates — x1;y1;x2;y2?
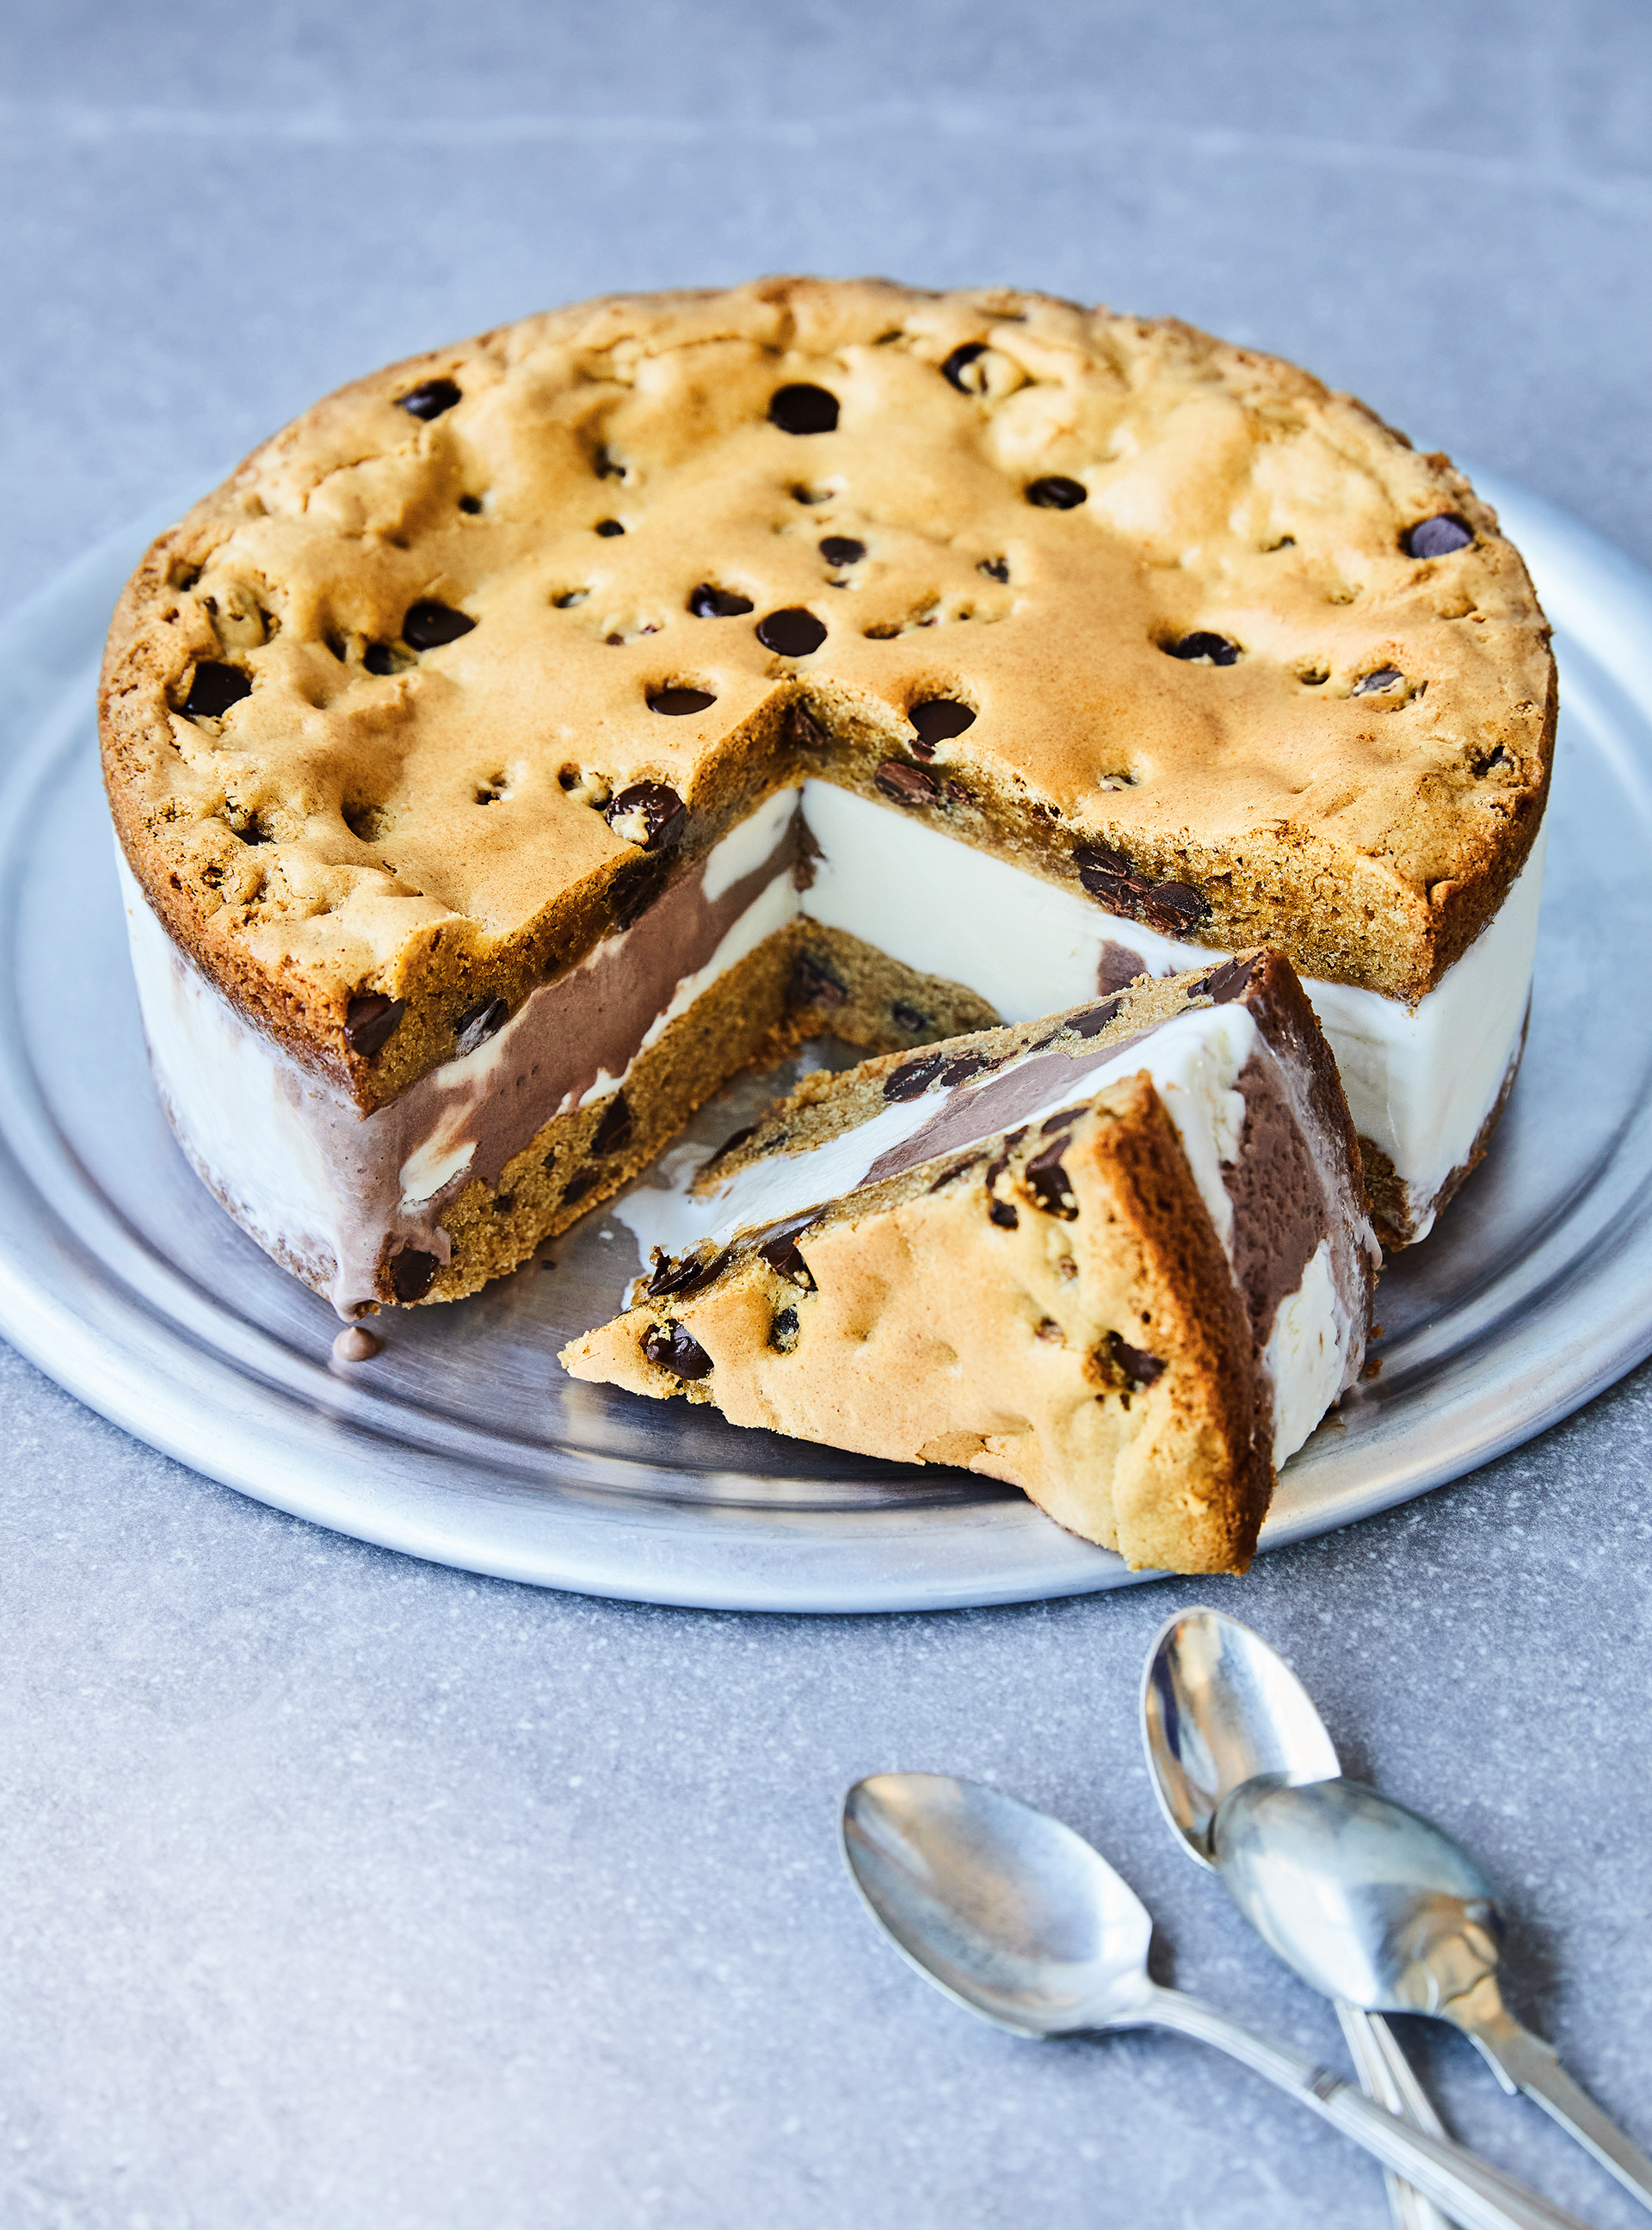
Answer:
100;277;1553;1313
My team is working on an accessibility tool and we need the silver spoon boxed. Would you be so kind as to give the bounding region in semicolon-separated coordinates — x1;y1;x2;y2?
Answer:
842;1771;1590;2230
1216;1772;1652;2213
1140;1605;1450;2230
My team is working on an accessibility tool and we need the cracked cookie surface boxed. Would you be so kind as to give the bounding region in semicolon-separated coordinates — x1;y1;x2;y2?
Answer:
101;275;1555;1113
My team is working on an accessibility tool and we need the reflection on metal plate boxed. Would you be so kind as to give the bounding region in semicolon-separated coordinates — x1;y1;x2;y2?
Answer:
0;471;1649;1610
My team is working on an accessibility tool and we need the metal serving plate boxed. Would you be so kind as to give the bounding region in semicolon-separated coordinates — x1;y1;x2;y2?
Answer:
2;471;1649;1611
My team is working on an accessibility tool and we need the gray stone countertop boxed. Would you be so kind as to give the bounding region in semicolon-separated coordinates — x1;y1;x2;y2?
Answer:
3;4;1649;2223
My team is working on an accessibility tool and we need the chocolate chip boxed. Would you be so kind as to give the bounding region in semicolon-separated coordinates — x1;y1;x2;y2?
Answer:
819;536;865;566
756;607;827;656
561;1168;598;1205
1168;631;1240;665
1405;514;1473;560
940;1051;992;1085
1026;475;1088;510
978;557;1010;582
589;1093;634;1156
1074;840;1131;885
1074;841;1210;934
363;645;398;676
983;1137;1032;1226
704;1124;758;1167
759;1214;820;1284
689;583;754;618
593;444;625;481
1076;864;1131;911
941;342;987;391
642;1321;714;1380
403;601;475;650
874;759;940;808
398;378;460;421
644;1251;684;1297
1025;1137;1079;1220
610;849;672;929
909;699;977;754
389;1247;439;1303
1200;954;1259;1005
1137;883;1209;934
1352;666;1403;695
928;1156;977;1192
458;495;483;514
786;701;828;750
1107;1331;1164;1386
344;992;405;1059
595;519;625;538
453;996;508;1056
647;1245;732;1301
792;952;847;1007
768;385;840;434
1067;997;1124;1038
647;687;716;716
883;1053;946;1101
182;662;253;719
769;1306;800;1350
605;781;687;847
891;1001;929;1034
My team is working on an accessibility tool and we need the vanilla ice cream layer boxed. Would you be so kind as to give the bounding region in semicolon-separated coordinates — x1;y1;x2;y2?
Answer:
618;1005;1261;1266
121;772;1538;1314
798;782;1545;1242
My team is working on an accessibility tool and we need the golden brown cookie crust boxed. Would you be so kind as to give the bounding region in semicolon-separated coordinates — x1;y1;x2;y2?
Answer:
101;276;1555;1112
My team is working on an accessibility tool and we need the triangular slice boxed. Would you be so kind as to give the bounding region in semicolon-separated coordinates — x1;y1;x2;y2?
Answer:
561;950;1378;1574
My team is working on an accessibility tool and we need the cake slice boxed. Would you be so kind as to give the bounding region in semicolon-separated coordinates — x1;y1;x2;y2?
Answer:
561;951;1378;1574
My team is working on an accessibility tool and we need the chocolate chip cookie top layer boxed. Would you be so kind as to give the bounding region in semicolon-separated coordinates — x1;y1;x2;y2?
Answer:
100;277;1555;1109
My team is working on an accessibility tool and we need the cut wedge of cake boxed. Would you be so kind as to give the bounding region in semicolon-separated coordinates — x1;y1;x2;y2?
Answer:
101;277;1552;1314
560;951;1379;1574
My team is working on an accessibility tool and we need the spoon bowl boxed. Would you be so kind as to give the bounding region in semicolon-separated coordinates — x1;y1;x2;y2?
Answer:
1214;1774;1503;2015
1142;1605;1338;1863
841;1771;1153;2036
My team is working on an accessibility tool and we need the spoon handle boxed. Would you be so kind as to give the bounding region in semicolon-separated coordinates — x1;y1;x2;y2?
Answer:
1338;2004;1452;2230
1142;1984;1591;2230
1455;1996;1652;2212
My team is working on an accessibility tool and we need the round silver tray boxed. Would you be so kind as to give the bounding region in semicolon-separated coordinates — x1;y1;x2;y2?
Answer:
2;471;1649;1611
